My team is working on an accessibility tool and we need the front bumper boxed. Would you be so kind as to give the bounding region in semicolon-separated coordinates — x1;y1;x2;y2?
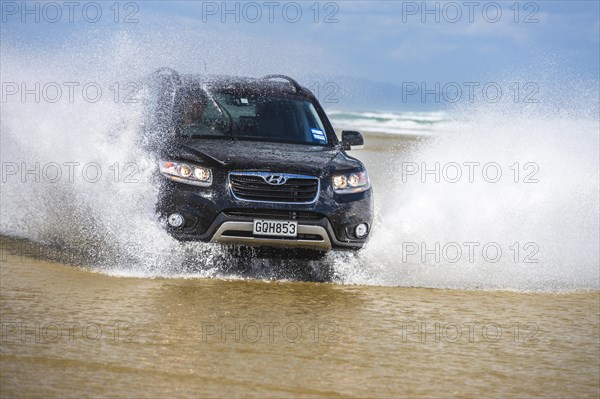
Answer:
211;221;332;251
157;172;374;251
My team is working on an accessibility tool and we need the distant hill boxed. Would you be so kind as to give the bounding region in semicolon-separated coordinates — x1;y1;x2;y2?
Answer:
295;74;444;112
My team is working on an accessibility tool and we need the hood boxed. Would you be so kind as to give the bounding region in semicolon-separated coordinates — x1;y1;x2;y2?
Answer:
164;139;361;176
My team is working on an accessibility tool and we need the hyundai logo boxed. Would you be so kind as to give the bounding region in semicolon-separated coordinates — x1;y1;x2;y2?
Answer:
264;175;287;185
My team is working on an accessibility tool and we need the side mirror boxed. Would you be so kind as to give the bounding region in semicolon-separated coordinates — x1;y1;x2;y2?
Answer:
341;131;364;150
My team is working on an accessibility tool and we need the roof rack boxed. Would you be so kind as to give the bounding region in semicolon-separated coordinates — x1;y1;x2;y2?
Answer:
261;74;302;93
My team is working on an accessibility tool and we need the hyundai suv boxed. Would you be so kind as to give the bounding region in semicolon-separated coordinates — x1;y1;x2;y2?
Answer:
146;68;373;253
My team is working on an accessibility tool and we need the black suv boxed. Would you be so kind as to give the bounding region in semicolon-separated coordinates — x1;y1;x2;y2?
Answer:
145;68;373;253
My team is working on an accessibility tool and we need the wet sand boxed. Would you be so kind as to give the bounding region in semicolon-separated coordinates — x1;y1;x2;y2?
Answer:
1;243;598;398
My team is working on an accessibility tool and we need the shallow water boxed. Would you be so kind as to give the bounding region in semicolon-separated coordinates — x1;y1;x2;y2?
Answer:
1;245;599;398
1;127;599;396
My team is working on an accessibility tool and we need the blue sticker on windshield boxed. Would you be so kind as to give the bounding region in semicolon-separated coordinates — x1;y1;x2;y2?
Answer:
311;128;327;143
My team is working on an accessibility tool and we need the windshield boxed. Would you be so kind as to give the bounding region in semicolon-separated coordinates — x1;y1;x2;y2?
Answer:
176;88;330;145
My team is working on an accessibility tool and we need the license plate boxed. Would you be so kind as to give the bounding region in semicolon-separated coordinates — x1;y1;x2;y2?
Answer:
253;219;298;237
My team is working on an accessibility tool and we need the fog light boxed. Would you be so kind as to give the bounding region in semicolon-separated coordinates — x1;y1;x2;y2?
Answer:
355;223;368;238
168;213;184;227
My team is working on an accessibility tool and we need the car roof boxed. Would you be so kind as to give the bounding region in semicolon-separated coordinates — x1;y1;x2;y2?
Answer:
149;68;313;97
179;74;312;97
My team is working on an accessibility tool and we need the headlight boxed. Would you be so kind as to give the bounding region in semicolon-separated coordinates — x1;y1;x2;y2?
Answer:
159;160;212;187
332;170;370;194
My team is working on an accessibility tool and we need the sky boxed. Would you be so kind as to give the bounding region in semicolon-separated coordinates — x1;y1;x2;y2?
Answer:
1;1;599;110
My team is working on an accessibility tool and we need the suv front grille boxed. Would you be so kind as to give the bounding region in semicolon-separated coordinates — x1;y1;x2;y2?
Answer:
229;172;319;204
224;209;323;221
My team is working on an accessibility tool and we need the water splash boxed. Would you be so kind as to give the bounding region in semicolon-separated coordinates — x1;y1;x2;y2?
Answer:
1;32;598;291
336;84;599;291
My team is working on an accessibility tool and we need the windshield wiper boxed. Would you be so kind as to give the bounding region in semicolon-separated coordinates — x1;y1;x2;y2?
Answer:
202;88;236;138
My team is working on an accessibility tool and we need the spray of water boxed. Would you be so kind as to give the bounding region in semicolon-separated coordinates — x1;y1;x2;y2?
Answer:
1;32;598;290
337;78;599;291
